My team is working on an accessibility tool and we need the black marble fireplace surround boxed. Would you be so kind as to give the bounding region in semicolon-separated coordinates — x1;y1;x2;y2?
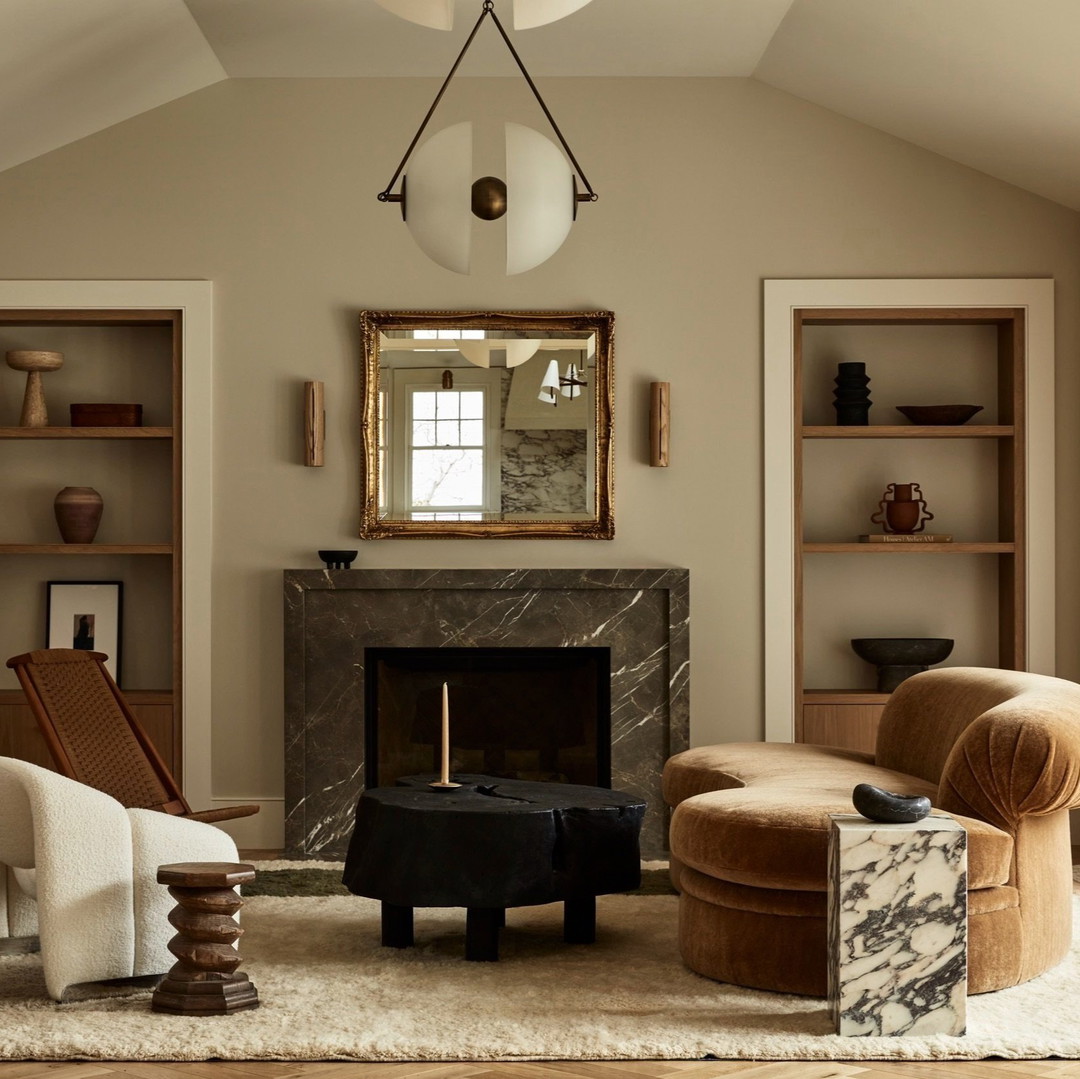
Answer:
283;569;689;857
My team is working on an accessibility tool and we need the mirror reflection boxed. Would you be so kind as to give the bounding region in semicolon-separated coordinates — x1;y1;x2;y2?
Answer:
360;311;614;538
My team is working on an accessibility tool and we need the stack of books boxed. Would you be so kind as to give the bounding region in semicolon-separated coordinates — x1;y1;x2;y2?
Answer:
858;533;953;543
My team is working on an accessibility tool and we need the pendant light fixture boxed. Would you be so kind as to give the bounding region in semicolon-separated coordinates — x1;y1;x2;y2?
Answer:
377;0;598;274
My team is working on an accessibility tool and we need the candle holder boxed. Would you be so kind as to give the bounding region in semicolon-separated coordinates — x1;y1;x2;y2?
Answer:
429;780;462;791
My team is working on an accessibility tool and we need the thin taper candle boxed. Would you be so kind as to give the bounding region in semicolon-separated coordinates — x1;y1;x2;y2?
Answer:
440;681;450;784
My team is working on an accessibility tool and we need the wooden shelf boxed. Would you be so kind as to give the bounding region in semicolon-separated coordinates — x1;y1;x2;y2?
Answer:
803;542;1014;554
0;427;172;439
804;690;891;705
0;544;172;555
801;425;1012;438
0;297;189;783
0;689;171;705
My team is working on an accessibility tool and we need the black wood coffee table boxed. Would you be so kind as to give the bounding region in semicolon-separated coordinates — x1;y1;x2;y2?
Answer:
342;774;645;961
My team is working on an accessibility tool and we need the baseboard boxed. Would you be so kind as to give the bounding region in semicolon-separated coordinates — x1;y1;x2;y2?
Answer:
210;798;284;851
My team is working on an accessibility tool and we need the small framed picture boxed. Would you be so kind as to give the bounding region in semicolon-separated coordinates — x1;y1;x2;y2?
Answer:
46;581;123;683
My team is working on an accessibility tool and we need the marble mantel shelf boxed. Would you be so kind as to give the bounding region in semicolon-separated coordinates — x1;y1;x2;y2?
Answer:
283;568;689;858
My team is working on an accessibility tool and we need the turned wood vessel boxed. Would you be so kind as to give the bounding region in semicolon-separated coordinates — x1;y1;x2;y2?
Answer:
6;349;63;427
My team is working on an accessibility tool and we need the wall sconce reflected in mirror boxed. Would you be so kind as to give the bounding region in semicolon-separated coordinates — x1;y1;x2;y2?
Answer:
538;360;587;405
538;358;560;403
650;382;670;467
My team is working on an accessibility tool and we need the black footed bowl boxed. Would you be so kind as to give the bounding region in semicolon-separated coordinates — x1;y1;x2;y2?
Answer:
318;549;358;569
850;637;954;667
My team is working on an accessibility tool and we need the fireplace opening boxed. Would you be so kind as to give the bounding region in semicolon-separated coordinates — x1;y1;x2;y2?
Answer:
364;647;611;790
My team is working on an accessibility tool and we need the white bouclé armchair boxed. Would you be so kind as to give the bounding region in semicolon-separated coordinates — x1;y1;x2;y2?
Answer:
0;756;239;1001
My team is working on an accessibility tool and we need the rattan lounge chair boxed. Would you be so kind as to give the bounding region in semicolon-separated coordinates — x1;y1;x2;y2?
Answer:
6;648;258;824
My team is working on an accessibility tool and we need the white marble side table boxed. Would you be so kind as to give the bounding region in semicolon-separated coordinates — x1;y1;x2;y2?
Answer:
828;813;967;1037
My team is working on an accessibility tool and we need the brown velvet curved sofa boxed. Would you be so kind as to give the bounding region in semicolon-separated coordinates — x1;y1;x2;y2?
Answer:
663;667;1080;996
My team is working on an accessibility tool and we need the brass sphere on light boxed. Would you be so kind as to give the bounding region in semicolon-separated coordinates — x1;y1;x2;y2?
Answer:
471;176;508;220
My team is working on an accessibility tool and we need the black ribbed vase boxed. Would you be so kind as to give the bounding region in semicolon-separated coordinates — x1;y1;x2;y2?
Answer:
833;361;872;425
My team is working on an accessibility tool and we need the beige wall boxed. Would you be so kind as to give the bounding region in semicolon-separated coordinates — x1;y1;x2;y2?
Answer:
0;76;1076;842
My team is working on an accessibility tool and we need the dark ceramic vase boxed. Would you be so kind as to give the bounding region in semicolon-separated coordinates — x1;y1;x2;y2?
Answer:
832;362;872;425
54;486;103;544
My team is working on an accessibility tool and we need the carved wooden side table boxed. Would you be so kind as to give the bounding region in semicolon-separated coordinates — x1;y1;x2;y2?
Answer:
151;861;260;1015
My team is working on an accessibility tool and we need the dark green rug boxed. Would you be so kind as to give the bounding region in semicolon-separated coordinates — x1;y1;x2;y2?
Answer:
246;866;675;898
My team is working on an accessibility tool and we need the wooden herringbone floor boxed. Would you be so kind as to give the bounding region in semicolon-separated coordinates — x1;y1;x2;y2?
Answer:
0;1060;1079;1079
2;860;1076;1077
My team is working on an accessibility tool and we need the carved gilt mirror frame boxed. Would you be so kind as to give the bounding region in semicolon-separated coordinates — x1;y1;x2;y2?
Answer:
360;310;614;539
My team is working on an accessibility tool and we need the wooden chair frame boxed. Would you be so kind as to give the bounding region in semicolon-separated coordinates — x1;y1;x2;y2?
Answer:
6;649;257;824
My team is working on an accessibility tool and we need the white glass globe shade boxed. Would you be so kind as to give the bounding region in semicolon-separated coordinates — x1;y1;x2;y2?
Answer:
373;0;453;30
512;0;593;30
504;339;542;367
403;122;473;274
505;122;574;275
374;0;592;30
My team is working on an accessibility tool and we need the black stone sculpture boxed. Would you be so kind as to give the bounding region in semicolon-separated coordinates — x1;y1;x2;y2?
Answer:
833;361;872;425
852;782;932;823
317;550;357;569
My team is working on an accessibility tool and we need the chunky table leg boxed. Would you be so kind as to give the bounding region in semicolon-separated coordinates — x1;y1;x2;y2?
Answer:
563;895;596;944
381;903;414;948
465;907;503;961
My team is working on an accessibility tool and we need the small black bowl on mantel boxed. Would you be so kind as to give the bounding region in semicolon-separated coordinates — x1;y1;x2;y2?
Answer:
317;550;358;570
850;637;954;693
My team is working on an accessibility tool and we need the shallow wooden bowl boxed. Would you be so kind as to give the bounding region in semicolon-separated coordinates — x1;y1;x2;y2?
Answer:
6;349;63;372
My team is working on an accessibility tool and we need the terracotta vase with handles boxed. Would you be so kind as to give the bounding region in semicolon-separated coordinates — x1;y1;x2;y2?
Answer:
54;486;103;544
870;482;933;534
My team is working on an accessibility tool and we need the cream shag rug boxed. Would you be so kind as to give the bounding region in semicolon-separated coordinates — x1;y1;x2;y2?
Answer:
1;892;1078;1062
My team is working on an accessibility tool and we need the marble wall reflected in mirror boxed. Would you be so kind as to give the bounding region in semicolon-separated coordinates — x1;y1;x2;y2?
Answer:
359;311;614;539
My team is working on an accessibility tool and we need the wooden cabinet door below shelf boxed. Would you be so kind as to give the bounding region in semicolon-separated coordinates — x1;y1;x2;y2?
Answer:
801;703;883;755
0;695;174;774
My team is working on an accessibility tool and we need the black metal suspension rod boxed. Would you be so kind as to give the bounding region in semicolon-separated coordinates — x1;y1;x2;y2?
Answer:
485;2;597;200
378;3;493;201
378;0;597;203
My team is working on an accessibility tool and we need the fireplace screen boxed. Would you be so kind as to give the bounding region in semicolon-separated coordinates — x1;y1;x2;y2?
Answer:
364;647;611;790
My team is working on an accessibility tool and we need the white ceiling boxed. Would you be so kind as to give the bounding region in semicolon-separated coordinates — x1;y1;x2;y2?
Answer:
2;0;1079;210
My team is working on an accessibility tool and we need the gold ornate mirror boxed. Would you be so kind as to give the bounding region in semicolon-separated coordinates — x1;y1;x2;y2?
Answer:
360;310;614;539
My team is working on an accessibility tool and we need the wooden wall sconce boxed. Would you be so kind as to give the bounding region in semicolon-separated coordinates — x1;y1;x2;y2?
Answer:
649;382;670;467
304;380;325;466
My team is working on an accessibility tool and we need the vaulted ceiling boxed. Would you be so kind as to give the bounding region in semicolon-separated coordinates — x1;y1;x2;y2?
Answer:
3;0;1078;210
